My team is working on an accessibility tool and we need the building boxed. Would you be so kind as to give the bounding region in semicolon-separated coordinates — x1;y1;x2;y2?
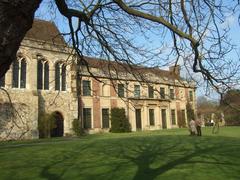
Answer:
0;19;196;140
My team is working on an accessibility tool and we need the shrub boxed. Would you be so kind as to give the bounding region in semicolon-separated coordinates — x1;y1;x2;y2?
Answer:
110;108;131;133
72;118;84;136
38;113;56;138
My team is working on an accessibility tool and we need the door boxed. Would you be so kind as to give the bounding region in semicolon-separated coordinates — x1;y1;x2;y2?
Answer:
161;109;167;129
135;109;142;130
102;108;109;128
51;112;64;137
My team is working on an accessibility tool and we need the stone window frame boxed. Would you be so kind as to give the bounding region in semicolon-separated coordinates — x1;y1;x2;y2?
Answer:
83;107;93;129
82;80;91;96
160;87;165;99
149;108;155;126
12;55;27;89
171;109;176;125
148;85;154;98
101;108;110;129
134;84;140;98
55;61;67;91
170;88;175;100
37;55;49;90
117;83;125;98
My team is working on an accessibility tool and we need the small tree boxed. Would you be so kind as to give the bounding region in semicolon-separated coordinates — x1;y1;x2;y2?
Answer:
110;108;131;133
186;102;195;122
38;113;56;138
220;89;240;125
177;110;187;128
72;118;84;136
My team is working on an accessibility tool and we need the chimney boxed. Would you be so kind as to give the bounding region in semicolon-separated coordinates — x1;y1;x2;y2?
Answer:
169;65;180;76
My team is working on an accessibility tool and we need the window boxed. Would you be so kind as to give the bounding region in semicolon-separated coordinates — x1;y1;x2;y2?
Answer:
171;109;176;125
61;65;66;91
189;90;193;101
55;62;66;91
83;80;91;96
83;108;92;129
148;86;154;98
55;63;60;90
12;58;26;88
44;63;49;90
102;82;110;96
160;87;165;99
37;60;49;90
118;84;124;97
0;75;5;87
102;108;109;128
134;85;140;98
170;89;174;100
149;109;155;126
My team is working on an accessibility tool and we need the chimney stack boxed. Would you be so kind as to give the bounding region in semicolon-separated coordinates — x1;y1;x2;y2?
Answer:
169;65;180;76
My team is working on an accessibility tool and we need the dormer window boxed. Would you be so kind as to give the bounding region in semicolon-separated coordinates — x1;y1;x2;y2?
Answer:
148;86;154;98
160;87;165;99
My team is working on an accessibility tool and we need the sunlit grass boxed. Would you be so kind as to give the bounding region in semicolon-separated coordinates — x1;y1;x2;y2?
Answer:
0;126;239;180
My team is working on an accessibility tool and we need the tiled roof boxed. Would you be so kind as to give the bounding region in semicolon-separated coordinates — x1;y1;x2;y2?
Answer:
81;56;180;80
25;19;66;45
26;19;181;81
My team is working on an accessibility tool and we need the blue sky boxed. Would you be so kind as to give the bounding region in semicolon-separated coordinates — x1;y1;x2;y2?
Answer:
35;1;240;101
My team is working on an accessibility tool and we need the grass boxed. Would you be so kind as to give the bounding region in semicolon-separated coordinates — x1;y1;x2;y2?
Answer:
0;126;240;180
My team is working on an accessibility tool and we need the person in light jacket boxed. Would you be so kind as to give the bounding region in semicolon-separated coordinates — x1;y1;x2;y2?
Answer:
189;119;197;136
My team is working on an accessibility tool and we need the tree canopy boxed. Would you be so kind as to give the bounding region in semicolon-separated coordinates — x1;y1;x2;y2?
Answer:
220;89;240;125
0;0;240;94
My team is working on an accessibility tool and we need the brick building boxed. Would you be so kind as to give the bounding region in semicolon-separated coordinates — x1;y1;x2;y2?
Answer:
0;20;196;140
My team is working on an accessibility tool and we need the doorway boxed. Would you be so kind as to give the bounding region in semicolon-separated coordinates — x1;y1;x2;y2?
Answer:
51;112;64;137
161;109;167;129
135;109;142;130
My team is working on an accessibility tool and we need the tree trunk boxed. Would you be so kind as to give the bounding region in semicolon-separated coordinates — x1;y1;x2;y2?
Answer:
0;0;42;78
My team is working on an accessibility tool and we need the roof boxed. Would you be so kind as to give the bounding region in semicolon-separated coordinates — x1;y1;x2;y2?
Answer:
25;20;185;83
81;56;180;80
25;19;66;45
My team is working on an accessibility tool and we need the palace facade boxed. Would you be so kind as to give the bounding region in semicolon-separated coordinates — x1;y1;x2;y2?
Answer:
0;20;196;140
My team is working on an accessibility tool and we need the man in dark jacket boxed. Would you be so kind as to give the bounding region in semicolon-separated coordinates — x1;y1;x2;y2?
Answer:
195;119;202;136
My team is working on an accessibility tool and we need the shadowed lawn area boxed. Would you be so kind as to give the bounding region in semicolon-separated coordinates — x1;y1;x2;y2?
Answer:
0;127;239;180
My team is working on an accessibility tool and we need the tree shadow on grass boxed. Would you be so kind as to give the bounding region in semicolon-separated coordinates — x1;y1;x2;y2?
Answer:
36;135;240;180
111;135;240;180
39;142;93;180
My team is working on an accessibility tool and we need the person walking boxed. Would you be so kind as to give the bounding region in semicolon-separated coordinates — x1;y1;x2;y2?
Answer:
212;118;220;134
189;119;197;136
195;119;202;136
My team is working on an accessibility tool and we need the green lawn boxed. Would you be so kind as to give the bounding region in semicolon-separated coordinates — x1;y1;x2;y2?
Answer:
0;127;240;180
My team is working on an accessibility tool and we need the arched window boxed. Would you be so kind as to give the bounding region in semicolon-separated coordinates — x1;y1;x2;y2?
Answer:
55;62;60;91
20;59;26;88
55;62;66;91
37;58;49;90
61;64;66;91
44;62;49;90
12;57;27;89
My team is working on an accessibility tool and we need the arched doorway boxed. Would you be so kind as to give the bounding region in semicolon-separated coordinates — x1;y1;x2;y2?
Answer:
51;112;64;137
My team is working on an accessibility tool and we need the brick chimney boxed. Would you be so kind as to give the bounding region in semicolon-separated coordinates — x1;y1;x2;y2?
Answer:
169;65;180;76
